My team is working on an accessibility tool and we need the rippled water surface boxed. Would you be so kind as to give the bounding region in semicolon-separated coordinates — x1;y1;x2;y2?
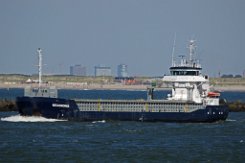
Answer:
0;112;244;162
0;89;245;162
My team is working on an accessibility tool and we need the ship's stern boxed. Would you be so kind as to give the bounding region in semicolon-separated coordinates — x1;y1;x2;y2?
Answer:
205;104;229;122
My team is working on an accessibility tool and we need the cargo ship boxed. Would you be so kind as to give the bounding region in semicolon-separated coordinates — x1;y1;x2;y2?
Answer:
16;41;229;122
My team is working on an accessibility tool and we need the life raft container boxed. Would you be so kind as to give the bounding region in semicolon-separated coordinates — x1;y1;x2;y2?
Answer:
207;92;220;97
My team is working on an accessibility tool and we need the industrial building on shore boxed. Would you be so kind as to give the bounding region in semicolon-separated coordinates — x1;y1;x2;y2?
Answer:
117;64;128;77
94;66;112;77
69;64;129;77
70;65;87;76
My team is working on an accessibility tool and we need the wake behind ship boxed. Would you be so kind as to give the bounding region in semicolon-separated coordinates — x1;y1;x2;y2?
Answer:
16;41;229;122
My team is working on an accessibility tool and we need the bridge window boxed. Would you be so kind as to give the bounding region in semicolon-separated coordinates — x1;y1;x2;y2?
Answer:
171;71;199;76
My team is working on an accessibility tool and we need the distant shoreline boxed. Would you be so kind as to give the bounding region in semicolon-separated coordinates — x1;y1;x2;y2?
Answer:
211;86;245;92
1;83;245;92
1;74;245;91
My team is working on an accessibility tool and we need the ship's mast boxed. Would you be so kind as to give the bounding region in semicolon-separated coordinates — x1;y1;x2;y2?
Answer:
189;40;196;63
171;33;177;66
37;48;42;88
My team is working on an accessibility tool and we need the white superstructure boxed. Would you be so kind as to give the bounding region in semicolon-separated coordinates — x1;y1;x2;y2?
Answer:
163;40;219;105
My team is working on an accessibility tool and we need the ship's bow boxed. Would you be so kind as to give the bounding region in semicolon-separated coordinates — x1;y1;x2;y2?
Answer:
16;97;40;116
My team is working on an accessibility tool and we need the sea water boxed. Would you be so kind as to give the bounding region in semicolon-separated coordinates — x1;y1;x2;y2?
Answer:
0;112;244;162
0;89;244;162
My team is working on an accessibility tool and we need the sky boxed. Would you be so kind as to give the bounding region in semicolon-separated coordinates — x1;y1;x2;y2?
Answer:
0;0;244;77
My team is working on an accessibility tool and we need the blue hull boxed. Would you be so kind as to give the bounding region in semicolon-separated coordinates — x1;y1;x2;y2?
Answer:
16;97;229;122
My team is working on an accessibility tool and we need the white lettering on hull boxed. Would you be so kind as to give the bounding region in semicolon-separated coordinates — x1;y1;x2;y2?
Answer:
52;103;70;108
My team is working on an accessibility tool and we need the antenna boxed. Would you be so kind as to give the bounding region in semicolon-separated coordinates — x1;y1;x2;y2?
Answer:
37;48;42;88
171;33;176;66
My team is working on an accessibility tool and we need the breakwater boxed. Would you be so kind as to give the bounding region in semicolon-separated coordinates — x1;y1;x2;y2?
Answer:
227;101;245;112
0;99;17;111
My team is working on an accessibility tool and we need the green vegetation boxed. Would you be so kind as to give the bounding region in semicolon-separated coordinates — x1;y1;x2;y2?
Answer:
0;74;30;83
0;74;244;86
210;77;245;86
0;74;160;85
0;74;115;84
